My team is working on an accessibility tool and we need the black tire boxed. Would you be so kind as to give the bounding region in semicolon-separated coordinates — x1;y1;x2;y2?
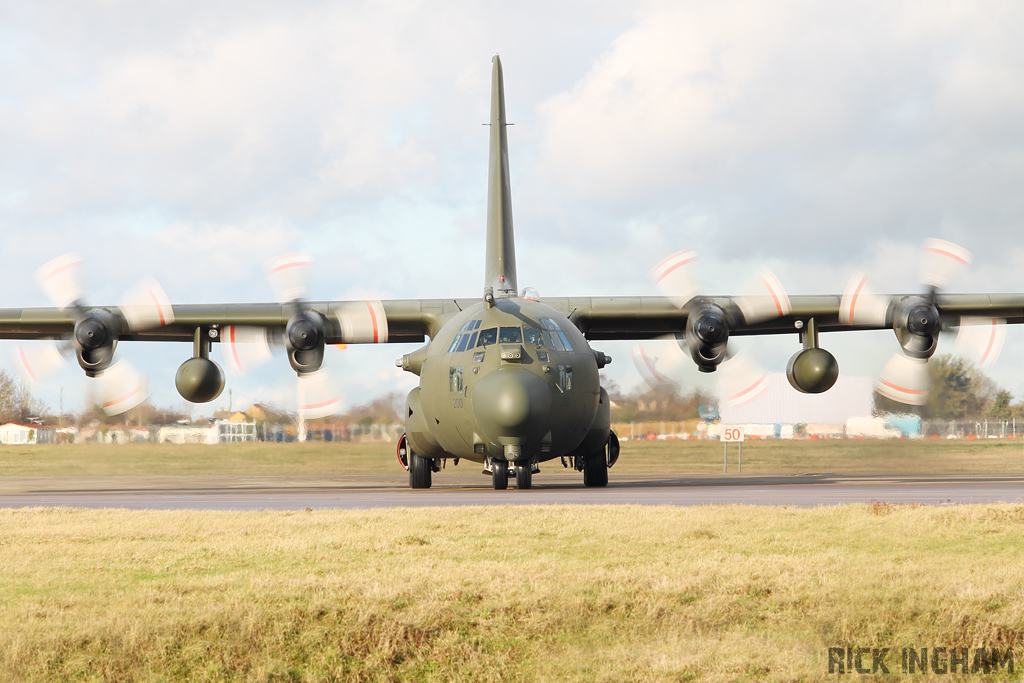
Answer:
515;464;532;489
409;453;432;489
583;451;608;487
492;460;509;490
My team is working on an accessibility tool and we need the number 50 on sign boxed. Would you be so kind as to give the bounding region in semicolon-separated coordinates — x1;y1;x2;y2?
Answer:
722;427;744;442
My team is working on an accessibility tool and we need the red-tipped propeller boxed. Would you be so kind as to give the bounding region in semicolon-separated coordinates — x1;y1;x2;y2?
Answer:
15;253;171;415
220;252;345;422
841;239;1004;406
643;249;792;409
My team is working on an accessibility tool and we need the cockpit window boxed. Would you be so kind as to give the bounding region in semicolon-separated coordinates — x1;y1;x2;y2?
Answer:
539;318;573;351
543;330;564;351
456;331;477;352
448;322;482;352
523;327;543;345
499;326;522;344
477;328;497;347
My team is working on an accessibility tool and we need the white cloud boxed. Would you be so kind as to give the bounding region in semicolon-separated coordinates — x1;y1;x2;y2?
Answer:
1;0;1022;411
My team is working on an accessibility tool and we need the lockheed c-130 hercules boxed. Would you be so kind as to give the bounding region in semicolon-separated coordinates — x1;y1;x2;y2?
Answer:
3;55;1023;490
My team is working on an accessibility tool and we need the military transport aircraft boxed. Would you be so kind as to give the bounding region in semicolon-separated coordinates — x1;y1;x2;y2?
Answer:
2;56;1022;490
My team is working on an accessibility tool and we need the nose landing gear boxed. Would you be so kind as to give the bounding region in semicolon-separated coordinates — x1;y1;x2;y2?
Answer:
491;460;509;490
515;463;532;489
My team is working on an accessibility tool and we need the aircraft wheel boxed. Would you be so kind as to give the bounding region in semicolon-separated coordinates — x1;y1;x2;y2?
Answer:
492;460;509;490
515;464;532;490
409;453;432;489
582;451;608;487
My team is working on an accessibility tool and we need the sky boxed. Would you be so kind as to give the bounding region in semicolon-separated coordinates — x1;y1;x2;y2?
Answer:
1;0;1023;417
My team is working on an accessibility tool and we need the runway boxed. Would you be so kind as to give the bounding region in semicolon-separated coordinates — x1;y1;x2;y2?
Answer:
1;471;1021;509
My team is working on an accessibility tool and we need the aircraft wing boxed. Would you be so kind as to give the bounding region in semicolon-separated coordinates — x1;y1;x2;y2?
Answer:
541;294;1024;341
1;293;1021;344
0;299;465;344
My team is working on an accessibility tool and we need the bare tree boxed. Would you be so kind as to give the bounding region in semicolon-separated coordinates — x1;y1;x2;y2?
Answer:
0;370;49;424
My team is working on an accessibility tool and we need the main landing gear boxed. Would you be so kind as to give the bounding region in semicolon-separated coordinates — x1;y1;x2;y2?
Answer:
409;453;433;489
582;451;607;487
401;435;438;490
580;432;619;488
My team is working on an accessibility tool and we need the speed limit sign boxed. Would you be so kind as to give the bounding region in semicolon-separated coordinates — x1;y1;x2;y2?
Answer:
722;426;745;442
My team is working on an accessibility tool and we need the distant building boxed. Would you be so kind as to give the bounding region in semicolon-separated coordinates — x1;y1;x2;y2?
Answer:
75;424;150;443
0;423;56;445
156;424;215;444
720;374;873;425
156;419;257;444
214;419;257;442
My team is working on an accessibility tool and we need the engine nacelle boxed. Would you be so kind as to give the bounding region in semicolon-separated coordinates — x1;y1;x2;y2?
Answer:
786;347;839;394
681;304;730;372
286;310;327;375
175;357;225;403
74;309;121;377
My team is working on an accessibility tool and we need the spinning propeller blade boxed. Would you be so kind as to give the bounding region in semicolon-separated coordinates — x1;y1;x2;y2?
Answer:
875;352;930;406
297;368;343;419
953;317;1006;370
220;325;274;374
651;249;698;308
644;248;790;406
854;239;1000;406
920;238;972;291
839;272;891;326
266;252;312;304
119;277;175;330
35;253;84;310
735;269;792;324
14;340;69;386
718;353;771;409
20;253;174;413
97;360;150;415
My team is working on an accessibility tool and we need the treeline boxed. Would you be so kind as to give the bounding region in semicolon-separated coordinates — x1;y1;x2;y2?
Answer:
603;378;714;423
873;354;1024;420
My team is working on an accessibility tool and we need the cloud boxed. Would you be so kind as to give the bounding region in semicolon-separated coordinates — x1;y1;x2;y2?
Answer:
1;1;1022;409
537;0;1024;264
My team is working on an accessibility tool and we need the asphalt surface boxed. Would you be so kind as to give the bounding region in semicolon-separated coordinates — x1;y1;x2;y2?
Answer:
1;471;1022;509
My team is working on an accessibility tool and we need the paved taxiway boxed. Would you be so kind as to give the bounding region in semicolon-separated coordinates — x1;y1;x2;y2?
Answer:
0;471;1021;509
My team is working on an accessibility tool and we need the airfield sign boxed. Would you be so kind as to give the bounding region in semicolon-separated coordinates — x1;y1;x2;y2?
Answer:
722;426;745;442
722;426;744;473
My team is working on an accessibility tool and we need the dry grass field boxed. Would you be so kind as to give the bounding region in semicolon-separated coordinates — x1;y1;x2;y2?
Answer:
0;437;1021;477
1;440;1021;681
0;504;1022;682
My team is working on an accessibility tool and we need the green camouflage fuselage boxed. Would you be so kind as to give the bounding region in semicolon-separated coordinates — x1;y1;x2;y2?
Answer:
404;296;606;465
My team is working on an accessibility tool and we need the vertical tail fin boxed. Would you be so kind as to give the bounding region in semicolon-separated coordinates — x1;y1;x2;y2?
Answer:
485;55;518;298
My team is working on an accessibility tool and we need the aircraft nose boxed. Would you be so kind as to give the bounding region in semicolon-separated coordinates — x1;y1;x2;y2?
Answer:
472;368;552;442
